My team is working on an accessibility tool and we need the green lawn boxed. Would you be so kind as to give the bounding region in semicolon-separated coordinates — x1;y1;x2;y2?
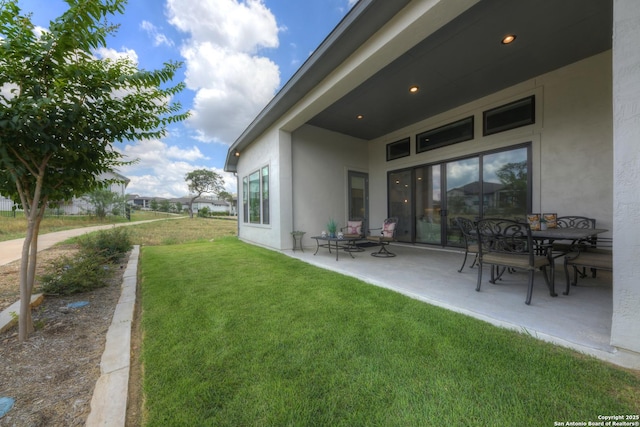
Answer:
139;238;640;426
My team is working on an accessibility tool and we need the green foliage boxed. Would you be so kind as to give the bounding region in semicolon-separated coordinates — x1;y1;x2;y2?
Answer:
40;227;132;295
77;227;132;263
83;188;125;219
326;217;338;234
0;0;187;338
159;200;171;213
197;206;210;217
39;250;112;295
185;169;225;218
185;169;224;197
0;0;188;209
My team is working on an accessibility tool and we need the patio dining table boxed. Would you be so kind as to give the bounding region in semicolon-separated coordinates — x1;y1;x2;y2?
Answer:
530;227;608;241
531;227;608;258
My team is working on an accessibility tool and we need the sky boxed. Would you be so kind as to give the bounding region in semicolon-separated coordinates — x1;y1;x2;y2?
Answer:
15;0;358;198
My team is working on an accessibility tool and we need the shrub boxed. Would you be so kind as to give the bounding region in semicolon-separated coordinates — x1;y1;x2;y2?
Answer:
39;251;113;295
78;227;132;263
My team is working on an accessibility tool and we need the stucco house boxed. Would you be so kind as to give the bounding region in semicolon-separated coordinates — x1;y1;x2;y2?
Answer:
1;170;129;216
224;1;639;366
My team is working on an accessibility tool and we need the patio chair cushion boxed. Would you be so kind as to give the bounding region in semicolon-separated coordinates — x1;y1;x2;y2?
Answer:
483;253;551;270
566;250;612;270
346;221;362;236
382;220;396;238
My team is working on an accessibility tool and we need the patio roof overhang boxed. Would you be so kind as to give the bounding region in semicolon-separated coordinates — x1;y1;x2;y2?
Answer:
224;0;612;172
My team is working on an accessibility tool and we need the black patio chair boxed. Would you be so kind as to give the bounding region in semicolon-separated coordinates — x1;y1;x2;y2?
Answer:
340;219;365;252
365;217;398;257
455;217;478;272
476;218;556;305
563;238;612;295
553;216;598;274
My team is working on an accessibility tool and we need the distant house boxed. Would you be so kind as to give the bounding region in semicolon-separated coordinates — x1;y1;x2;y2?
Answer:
127;195;234;215
57;171;130;215
1;170;129;216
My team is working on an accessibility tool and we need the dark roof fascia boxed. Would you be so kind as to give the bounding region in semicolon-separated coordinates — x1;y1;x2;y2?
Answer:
224;0;410;172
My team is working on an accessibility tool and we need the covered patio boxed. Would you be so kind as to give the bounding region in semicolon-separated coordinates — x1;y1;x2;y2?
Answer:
286;242;623;366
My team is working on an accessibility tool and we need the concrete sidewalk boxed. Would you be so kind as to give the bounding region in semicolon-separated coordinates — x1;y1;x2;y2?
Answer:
0;217;179;266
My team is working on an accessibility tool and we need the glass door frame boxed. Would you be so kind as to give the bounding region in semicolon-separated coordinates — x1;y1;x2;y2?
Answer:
387;142;532;247
348;170;369;234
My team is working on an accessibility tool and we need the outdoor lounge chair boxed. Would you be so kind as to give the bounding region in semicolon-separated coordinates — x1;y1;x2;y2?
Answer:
365;217;398;257
476;218;556;305
455;217;478;272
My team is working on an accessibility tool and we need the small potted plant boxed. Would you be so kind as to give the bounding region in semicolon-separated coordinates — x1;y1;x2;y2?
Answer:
326;218;338;238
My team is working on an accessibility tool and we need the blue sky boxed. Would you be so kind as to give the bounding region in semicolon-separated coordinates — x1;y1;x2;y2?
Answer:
16;0;357;197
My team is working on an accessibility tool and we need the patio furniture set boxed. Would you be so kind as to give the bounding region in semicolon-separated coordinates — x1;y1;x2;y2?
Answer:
310;217;399;261
455;215;611;305
301;214;610;305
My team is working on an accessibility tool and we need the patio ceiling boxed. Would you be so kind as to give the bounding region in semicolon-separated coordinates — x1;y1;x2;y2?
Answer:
307;0;613;141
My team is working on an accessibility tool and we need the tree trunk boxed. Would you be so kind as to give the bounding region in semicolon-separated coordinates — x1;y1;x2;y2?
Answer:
17;184;46;342
18;220;37;341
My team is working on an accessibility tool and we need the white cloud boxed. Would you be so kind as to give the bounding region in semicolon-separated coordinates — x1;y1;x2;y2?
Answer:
119;139;237;197
167;0;278;53
166;0;282;145
95;47;139;64
348;0;358;8
140;20;174;47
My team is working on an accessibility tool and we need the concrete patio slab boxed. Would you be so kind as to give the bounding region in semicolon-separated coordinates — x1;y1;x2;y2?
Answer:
286;242;636;368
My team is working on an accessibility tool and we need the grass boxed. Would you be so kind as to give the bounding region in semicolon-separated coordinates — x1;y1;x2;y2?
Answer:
138;238;640;426
0;210;184;242
125;216;236;246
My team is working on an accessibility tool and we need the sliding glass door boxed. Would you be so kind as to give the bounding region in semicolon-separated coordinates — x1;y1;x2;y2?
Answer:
388;144;530;246
348;171;369;233
415;165;441;244
388;170;412;242
445;157;480;245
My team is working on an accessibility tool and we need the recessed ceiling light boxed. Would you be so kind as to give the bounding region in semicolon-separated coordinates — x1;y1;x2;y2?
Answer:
356;114;364;119
409;85;419;93
501;34;516;45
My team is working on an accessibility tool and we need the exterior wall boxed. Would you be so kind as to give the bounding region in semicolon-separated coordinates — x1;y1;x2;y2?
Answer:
366;52;613;234
236;127;291;250
291;125;368;246
611;0;640;356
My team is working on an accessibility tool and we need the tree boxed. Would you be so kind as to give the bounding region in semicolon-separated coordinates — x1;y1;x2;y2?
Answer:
218;190;235;214
83;187;124;219
150;198;159;211
185;169;224;218
159;199;171;213
0;0;188;341
174;201;182;213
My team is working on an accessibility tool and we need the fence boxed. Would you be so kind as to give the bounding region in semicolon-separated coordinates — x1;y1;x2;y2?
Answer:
0;197;127;219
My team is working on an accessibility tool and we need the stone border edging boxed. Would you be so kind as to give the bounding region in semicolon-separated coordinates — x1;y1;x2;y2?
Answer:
86;244;139;427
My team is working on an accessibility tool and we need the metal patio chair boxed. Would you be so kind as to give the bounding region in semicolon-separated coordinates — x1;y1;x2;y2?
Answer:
455;217;479;272
365;217;398;257
476;218;556;305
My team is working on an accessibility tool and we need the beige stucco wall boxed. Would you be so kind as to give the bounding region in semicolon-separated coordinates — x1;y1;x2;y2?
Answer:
236;127;291;250
366;51;613;234
291;125;368;247
611;0;640;356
